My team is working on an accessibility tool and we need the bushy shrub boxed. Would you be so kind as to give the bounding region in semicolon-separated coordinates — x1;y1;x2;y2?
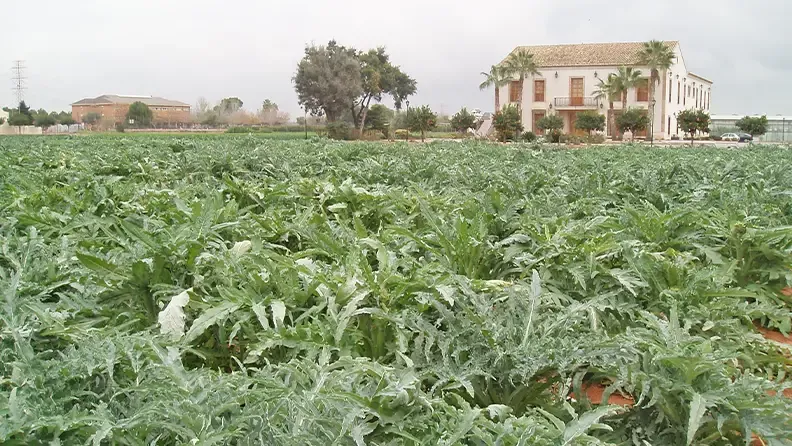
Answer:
326;122;352;140
521;131;537;142
492;105;523;142
115;123;126;133
587;134;606;144
450;108;476;133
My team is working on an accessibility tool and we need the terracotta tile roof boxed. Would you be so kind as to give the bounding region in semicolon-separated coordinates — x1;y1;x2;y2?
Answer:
501;41;679;68
72;95;189;107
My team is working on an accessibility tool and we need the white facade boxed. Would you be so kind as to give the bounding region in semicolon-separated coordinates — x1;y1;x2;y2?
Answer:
495;43;712;140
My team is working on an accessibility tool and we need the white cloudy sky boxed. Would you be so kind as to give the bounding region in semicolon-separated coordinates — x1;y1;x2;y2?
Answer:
2;0;789;117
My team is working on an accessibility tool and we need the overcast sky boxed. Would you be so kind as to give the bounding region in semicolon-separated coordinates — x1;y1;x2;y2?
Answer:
3;0;789;118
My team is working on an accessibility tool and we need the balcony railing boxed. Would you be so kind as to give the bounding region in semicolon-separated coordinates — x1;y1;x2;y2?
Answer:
554;97;599;108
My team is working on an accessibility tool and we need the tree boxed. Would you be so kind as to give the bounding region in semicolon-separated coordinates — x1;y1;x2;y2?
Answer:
677;109;711;144
593;75;619;136
216;97;244;115
351;47;416;129
492;105;523;142
537;114;564;143
201;112;220;127
479;65;510;112
82;112;102;126
735;115;768;138
613;66;643;111
59;113;76;126
503;50;540;117
0;117;5;126
638;40;675;135
34;114;56;129
450;108;476;133
294;41;363;122
406;106;437;141
616;108;650;141
126;101;154;127
18;101;32;118
259;99;281;125
575;110;606;135
8;113;32;127
365;104;393;134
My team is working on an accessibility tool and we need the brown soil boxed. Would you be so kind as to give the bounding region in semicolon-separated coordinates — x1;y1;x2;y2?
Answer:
570;383;634;406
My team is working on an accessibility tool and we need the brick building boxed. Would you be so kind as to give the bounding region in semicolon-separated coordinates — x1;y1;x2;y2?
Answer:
71;95;191;127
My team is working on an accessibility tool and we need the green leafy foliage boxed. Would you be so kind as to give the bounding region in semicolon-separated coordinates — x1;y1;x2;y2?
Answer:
575;110;606;135
537;114;564;142
126;101;154;128
677;109;711;143
365;104;393;133
406;105;437;141
82;112;102;125
736;115;769;137
0;135;791;445
450;107;476;132
492;105;523;142
616;108;650;141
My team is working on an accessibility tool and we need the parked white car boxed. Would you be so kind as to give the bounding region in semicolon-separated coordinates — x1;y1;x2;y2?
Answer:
720;133;740;142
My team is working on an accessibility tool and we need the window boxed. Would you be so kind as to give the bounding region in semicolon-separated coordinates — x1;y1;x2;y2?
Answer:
509;81;522;103
636;79;649;102
534;80;545;102
532;110;546;135
683;85;686;106
669;78;673;103
677;82;681;104
668;116;671;133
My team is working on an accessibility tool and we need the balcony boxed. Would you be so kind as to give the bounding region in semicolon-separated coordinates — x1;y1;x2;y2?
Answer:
554;97;599;108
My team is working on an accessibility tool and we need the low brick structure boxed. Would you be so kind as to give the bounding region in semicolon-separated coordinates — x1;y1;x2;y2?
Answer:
72;95;191;127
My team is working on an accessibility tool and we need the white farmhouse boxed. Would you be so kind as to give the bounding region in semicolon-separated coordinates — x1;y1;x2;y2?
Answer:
495;41;712;140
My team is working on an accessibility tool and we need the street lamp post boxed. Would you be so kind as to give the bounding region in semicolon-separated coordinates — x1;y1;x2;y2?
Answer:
650;98;657;146
303;107;308;140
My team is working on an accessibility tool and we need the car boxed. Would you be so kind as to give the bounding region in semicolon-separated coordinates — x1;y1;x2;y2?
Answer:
720;133;740;141
737;133;754;142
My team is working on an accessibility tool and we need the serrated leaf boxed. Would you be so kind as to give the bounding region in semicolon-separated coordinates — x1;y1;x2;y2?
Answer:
76;252;125;279
184;302;240;343
687;393;708;445
271;300;286;329
563;406;617;445
252;303;269;329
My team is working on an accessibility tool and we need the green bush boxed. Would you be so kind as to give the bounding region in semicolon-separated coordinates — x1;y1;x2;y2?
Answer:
521;131;537;142
587;134;605;144
326;121;352;140
492;105;523;142
115;123;126;133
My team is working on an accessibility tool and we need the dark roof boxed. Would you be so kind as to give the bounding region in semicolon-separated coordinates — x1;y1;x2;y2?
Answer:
502;41;680;67
72;95;190;107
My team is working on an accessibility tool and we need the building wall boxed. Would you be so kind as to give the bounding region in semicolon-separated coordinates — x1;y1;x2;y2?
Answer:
498;66;657;137
494;44;713;140
0;125;43;135
72;104;191;126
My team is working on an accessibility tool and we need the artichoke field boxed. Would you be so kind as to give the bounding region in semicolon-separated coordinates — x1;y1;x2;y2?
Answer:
1;135;791;445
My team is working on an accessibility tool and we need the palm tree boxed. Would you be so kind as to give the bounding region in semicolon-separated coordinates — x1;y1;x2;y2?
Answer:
503;50;540;116
613;66;643;110
638;40;676;138
637;40;675;138
593;74;619;137
479;65;509;112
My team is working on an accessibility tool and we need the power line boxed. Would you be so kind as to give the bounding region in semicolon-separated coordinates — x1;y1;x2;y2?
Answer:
11;60;27;104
